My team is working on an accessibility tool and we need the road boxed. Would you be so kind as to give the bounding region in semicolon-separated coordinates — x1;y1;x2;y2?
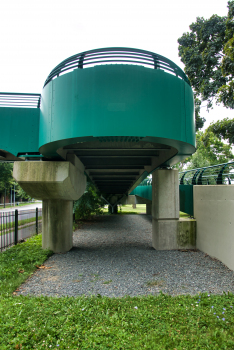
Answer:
0;202;42;213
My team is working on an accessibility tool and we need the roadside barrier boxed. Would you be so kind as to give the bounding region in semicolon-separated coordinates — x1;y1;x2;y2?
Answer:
0;208;42;251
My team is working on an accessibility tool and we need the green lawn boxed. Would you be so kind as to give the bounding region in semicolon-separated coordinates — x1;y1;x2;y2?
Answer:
103;204;191;217
0;235;233;349
0;216;42;235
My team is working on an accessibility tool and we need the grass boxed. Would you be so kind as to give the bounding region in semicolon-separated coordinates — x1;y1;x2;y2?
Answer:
0;235;234;349
103;204;146;215
103;205;191;218
0;235;53;295
103;280;112;284
0;216;42;234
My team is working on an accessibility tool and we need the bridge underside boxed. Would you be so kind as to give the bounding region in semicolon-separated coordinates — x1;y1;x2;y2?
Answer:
58;139;177;204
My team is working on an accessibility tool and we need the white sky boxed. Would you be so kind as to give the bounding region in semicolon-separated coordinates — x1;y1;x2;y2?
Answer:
0;0;233;127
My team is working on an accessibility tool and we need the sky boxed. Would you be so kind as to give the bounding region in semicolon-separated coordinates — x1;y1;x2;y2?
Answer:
0;0;233;128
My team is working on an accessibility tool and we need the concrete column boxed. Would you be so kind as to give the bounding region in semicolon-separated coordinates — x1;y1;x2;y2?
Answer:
152;169;179;250
146;203;152;215
13;158;86;253
42;200;73;253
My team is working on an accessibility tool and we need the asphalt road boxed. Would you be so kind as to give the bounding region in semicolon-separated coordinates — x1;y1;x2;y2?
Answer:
0;202;42;213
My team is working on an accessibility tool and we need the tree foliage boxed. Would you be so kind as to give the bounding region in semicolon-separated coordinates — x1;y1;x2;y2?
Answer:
178;129;233;170
73;180;105;221
178;1;234;128
206;117;234;144
0;163;13;196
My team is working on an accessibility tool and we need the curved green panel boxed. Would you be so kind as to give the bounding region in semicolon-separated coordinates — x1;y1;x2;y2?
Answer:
39;64;195;157
0;107;40;156
130;186;152;201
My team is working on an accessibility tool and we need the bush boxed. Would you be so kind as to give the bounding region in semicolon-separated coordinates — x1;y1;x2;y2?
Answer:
73;181;105;221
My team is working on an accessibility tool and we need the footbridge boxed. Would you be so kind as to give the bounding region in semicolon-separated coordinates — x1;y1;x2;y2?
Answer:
0;47;195;252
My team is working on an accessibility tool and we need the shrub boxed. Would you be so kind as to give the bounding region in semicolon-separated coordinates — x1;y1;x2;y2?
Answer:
73;181;105;221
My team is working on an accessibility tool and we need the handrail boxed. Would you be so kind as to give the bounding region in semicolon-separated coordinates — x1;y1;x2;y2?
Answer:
43;47;190;88
179;161;234;185
0;93;41;108
136;161;234;186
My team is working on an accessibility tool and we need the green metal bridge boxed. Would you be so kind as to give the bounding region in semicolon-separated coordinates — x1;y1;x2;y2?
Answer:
0;47;195;201
0;47;196;252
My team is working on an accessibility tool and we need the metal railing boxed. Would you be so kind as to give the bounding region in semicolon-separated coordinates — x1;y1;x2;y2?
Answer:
137;178;152;186
43;47;190;88
134;162;234;187
179;162;234;185
0;92;41;108
0;207;42;251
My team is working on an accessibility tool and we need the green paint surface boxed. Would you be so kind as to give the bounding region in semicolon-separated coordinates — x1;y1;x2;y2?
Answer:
179;184;194;216
39;64;195;157
130;185;152;201
0;64;195;163
0;107;40;156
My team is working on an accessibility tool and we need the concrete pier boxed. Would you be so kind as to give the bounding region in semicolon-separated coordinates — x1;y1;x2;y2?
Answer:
13;158;86;253
152;169;179;250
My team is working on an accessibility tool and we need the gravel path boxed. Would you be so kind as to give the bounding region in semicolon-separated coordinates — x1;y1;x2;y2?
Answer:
16;215;234;297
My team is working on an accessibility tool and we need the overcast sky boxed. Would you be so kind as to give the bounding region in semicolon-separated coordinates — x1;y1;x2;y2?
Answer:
0;0;233;127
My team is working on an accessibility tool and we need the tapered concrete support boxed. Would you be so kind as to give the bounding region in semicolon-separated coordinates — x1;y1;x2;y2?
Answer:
13;158;86;253
152;169;179;250
146;203;152;215
42;200;73;253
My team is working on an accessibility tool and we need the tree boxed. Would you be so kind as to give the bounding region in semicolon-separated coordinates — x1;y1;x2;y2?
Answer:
0;163;13;197
178;1;234;128
73;180;105;221
206;117;234;144
178;129;233;170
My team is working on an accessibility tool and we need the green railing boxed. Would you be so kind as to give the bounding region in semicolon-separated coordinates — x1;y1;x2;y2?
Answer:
179;162;234;185
43;47;190;88
0;93;41;108
132;163;234;216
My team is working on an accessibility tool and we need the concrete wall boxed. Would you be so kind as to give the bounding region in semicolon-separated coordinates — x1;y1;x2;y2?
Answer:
194;185;234;271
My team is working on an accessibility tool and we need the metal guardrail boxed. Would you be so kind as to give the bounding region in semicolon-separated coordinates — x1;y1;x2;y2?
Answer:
43;47;190;88
179;162;234;185
134;162;234;187
0;208;42;251
137;178;152;186
0;92;41;108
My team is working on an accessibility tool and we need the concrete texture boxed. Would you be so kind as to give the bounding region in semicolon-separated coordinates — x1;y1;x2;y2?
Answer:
177;218;196;249
125;195;136;205
152;218;196;250
42;199;73;253
152;169;179;249
152;169;179;219
13;160;86;200
135;195;152;205
194;185;234;271
151;169;196;250
152;218;178;249
146;203;152;215
13;160;86;253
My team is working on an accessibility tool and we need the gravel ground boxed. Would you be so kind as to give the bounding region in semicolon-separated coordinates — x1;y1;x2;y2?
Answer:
16;215;234;297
